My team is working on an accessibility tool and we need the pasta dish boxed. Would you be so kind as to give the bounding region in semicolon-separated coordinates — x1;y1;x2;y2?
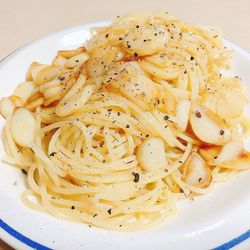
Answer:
1;12;250;231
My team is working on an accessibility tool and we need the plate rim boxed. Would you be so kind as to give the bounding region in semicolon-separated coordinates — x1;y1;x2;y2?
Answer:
0;21;250;250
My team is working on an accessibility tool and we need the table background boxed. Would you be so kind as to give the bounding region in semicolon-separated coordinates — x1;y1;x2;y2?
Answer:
0;0;249;249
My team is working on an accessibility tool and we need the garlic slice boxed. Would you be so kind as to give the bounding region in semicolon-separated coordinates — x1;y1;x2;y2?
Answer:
0;97;14;118
56;84;95;117
199;146;221;162
176;99;190;131
213;140;243;164
122;24;168;56
13;81;36;101
10;108;35;147
216;92;247;119
190;104;231;145
137;137;167;171
183;152;212;188
218;152;250;170
65;52;89;69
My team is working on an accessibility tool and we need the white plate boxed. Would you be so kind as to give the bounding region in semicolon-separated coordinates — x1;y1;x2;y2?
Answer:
0;21;250;250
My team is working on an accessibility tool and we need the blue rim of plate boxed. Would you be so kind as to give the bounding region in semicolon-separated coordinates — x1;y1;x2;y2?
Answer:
0;219;51;250
0;23;250;250
1;217;250;250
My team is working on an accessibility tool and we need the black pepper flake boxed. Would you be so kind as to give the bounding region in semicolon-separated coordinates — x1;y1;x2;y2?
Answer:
214;156;218;159
190;56;195;61
21;169;27;175
105;34;109;38
117;112;121;116
179;161;183;164
136;25;140;28
198;177;202;182
58;76;65;81
184;70;187;74
143;39;147;42
93;214;97;217
134;52;138;57
164;115;169;120
146;134;149;137
75;60;79;62
126;124;130;128
220;130;224;135
108;208;112;214
49;152;57;157
195;111;202;118
119;37;123;40
71;206;75;210
132;172;140;183
126;160;134;164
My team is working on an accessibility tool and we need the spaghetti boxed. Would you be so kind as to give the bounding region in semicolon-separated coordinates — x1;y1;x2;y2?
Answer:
1;12;250;231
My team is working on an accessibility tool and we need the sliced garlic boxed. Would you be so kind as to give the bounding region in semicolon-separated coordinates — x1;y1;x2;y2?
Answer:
108;74;159;109
34;65;65;85
9;95;24;107
137;137;167;171
216;92;248;119
218;151;250;170
63;74;86;99
26;62;64;86
52;56;68;67
176;99;190;131
122;24;168;56
0;97;14;118
190;104;231;145
183;152;212;188
56;85;95;117
199;146;221;162
10;108;35;147
57;47;86;59
213;140;243;164
86;46;119;78
26;62;47;81
65;52;89;69
13;81;36;101
43;86;62;99
25;97;45;111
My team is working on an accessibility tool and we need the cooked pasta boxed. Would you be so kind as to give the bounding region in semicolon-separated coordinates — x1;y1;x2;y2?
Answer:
1;12;250;231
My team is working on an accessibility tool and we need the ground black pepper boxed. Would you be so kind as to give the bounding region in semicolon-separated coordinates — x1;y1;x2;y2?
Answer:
21;169;27;175
195;111;202;118
132;172;140;182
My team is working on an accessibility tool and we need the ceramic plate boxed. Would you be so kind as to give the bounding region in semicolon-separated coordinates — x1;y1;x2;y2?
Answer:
0;21;250;250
